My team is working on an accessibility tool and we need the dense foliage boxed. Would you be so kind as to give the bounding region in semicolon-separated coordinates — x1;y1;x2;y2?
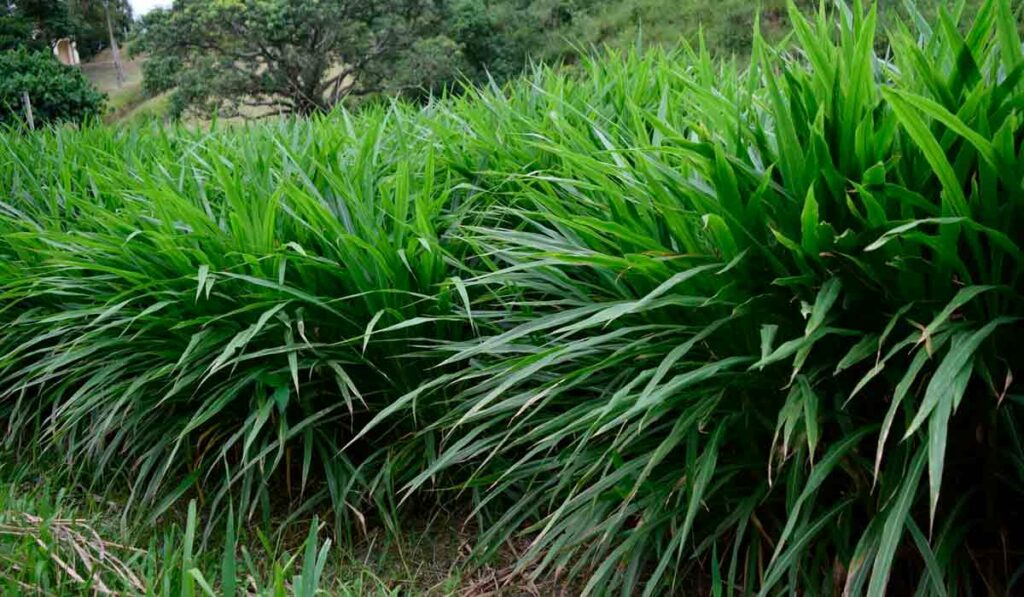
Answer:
1;0;76;51
0;4;39;51
2;1;1023;593
131;0;992;121
1;1;120;125
0;47;105;125
67;0;132;60
133;0;585;117
1;0;132;58
134;0;446;117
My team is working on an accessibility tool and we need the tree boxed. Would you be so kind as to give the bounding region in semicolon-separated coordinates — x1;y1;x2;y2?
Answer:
134;0;454;118
0;8;37;52
0;47;105;125
1;0;131;59
68;0;132;61
1;0;107;127
445;0;576;84
1;0;78;51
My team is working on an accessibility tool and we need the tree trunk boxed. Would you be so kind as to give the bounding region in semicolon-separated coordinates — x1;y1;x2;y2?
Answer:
104;0;125;86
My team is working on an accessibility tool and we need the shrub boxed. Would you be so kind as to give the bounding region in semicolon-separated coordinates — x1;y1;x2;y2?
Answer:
0;48;106;126
1;1;1022;594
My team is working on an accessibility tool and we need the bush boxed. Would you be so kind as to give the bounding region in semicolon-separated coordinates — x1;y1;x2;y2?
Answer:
0;49;106;126
1;1;1022;594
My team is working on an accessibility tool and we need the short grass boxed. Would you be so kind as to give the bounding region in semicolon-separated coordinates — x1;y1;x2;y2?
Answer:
1;460;370;595
1;458;558;595
78;49;167;124
118;90;174;125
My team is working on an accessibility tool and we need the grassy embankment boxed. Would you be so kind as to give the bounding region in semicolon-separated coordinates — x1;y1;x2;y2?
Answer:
79;48;171;124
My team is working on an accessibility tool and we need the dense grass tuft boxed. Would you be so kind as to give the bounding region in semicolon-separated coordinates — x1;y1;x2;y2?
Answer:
0;113;473;539
2;1;1023;593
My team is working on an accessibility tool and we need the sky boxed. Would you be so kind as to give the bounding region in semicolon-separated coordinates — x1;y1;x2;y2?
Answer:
130;0;171;16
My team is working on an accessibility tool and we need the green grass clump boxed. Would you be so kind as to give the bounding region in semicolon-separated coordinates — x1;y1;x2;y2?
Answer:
2;1;1023;594
0;112;470;538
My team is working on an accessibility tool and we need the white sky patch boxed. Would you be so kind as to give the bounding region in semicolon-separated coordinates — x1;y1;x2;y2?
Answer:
130;0;172;16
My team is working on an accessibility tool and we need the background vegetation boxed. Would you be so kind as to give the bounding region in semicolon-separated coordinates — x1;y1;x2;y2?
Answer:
2;0;1023;594
1;1;132;58
0;46;105;124
1;0;121;125
129;0;990;120
1;0;992;125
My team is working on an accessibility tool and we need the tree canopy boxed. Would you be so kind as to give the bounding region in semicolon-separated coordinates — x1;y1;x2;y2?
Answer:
135;0;449;118
2;0;74;51
70;0;132;60
133;0;586;118
1;1;109;126
2;1;132;57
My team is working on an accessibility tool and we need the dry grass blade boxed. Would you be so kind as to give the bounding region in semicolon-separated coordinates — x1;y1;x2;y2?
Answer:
2;511;147;594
